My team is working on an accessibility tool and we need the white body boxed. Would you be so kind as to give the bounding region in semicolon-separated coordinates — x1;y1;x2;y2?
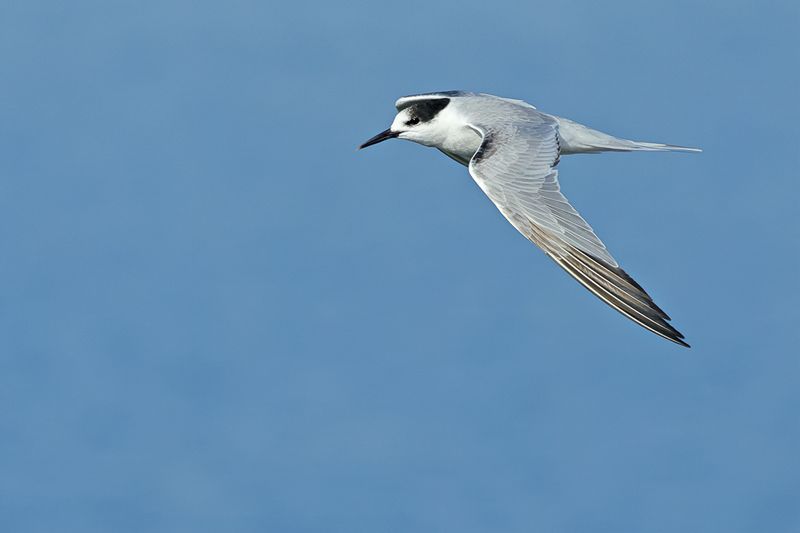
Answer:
362;91;699;347
391;92;698;165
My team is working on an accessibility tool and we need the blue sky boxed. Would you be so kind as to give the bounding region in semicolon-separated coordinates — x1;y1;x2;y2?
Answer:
1;1;798;532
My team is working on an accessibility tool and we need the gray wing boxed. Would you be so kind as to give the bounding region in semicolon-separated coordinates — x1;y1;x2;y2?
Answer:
466;105;687;347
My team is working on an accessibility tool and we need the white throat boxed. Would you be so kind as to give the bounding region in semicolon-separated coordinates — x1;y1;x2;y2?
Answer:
397;106;483;166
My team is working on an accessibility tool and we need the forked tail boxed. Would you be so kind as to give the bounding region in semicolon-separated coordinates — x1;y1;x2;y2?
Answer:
553;115;701;155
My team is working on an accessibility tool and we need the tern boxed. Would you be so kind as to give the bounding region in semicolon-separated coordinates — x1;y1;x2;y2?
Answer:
359;91;699;347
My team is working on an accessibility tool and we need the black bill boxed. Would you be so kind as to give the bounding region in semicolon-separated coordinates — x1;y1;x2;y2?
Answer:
358;128;398;149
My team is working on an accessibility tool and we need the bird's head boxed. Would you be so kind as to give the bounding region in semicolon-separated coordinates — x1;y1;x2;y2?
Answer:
359;96;452;150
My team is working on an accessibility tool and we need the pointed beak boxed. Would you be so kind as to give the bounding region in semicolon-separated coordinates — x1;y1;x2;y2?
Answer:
358;128;398;150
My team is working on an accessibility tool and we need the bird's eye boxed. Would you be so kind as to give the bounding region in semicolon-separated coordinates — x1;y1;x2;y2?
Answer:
405;117;420;126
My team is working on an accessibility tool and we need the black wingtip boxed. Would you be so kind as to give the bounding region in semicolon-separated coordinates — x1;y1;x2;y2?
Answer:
664;326;690;348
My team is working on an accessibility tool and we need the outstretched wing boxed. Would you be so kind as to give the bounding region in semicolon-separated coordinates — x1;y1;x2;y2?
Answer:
466;106;688;347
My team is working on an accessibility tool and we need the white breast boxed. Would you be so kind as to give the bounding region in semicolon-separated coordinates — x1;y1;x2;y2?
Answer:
436;107;483;165
439;127;482;165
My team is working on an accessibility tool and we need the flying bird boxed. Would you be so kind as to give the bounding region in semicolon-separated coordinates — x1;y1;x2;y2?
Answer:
359;91;699;347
